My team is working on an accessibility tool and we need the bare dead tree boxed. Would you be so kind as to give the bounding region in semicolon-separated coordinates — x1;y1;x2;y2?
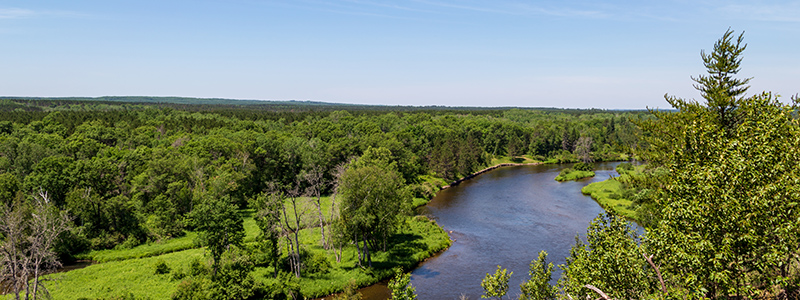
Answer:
303;165;329;249
277;181;306;278
575;136;593;163
1;190;72;300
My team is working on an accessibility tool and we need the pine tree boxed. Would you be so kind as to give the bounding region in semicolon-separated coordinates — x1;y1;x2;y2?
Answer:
691;28;751;130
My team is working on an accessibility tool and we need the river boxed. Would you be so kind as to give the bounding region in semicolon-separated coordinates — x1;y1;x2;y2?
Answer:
359;162;622;299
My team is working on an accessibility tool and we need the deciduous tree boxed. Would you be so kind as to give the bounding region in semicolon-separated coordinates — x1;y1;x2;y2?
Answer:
190;195;244;275
481;265;511;300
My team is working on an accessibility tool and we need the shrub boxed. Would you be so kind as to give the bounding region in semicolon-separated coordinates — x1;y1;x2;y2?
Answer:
573;162;593;171
171;268;187;281
303;248;332;274
154;259;171;275
189;258;210;277
117;234;141;250
616;162;634;174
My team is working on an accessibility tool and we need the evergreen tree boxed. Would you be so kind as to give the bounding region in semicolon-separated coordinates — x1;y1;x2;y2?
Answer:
691;28;751;130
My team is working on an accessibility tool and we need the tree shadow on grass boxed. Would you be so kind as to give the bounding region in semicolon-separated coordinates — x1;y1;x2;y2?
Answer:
370;233;427;270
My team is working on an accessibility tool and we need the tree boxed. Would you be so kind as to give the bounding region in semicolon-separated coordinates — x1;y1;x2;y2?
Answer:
558;212;656;300
190;195;244;275
336;147;410;267
0;191;72;300
574;136;593;163
519;251;556;300
250;192;281;278
691;28;751;130
640;29;800;298
644;93;800;298
276;182;305;278
303;165;329;249
481;265;511;300
388;268;417;300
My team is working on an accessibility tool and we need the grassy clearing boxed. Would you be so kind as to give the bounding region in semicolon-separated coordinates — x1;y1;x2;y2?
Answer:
555;169;595;181
76;232;199;263
36;215;449;299
73;194;417;264
34;248;206;300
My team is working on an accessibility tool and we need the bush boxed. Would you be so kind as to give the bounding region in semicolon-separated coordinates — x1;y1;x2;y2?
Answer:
154;258;171;275
189;258;210;277
573;162;593;171
302;249;332;274
171;268;187;281
616;162;634;174
91;232;126;250
172;278;213;300
116;234;141;250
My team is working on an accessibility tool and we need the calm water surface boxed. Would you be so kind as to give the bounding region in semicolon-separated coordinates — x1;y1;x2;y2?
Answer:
404;162;621;299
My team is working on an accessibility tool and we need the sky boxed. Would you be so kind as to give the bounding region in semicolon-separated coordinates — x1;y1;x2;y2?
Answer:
1;1;799;109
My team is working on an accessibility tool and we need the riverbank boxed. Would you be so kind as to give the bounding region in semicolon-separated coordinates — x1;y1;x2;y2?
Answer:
442;162;544;189
580;164;645;221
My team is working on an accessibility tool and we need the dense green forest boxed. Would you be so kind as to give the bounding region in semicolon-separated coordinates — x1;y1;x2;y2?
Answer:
0;96;641;299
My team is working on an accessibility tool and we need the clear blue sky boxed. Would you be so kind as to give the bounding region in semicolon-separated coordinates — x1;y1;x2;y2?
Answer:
2;1;798;109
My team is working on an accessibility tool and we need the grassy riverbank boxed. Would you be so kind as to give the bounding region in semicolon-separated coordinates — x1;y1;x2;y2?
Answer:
580;164;644;220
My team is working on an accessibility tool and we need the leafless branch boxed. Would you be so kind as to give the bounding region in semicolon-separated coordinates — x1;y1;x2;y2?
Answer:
584;284;612;300
642;253;667;294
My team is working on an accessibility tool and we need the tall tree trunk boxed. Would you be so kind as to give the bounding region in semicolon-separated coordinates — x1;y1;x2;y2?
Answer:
329;192;338;248
363;232;372;267
355;230;362;266
315;196;327;249
290;197;302;278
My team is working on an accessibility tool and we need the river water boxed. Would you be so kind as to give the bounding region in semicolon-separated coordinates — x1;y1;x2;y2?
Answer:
403;162;621;299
